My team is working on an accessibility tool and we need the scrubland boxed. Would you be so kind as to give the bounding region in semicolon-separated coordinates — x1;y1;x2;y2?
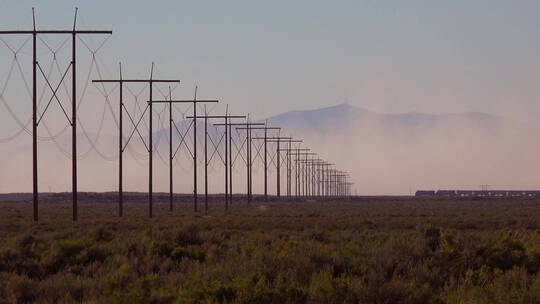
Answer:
1;195;540;303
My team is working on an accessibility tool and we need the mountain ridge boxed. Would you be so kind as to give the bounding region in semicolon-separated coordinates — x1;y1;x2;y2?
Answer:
264;102;506;136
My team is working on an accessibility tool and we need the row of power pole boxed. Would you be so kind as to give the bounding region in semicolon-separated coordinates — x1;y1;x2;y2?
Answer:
0;9;354;221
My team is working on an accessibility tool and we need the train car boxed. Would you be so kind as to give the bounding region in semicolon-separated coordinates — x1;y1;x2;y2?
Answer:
415;190;436;197
415;189;540;198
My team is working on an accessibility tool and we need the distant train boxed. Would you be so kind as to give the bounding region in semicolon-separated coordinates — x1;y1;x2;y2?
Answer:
415;190;540;198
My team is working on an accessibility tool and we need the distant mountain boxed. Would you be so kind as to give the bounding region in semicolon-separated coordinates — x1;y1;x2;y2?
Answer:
264;103;373;134
264;102;507;138
148;102;509;153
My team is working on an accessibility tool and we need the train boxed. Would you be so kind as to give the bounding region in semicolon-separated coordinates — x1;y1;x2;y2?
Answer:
415;190;540;198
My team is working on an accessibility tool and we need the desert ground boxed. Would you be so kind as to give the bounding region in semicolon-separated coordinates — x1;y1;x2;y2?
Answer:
1;194;540;303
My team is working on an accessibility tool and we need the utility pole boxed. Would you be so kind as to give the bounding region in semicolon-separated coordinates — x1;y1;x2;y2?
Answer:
319;163;333;197
95;64;179;218
253;137;298;198
186;112;245;212
0;8;112;221
151;87;218;213
282;150;313;197
299;158;324;198
216;121;264;204
239;126;280;202
336;172;349;197
302;152;316;197
285;139;303;197
344;181;355;198
212;114;246;209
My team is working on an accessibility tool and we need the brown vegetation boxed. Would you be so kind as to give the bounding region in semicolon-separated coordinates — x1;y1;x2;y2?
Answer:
1;196;540;303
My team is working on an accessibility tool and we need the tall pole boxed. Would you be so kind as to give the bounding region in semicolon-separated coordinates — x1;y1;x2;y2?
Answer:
311;158;316;197
321;164;325;197
95;74;178;218
302;153;306;197
247;127;281;201
190;113;250;211
269;138;296;198
337;172;340;197
32;9;38;221
300;154;303;196
340;175;343;197
118;64;123;217
227;121;264;204
307;155;311;197
327;165;332;197
304;153;308;197
224;111;228;210
295;147;299;197
154;92;218;214
169;87;173;212
333;171;336;197
312;160;316;197
264;126;267;201
317;162;321;197
298;158;322;198
71;9;78;221
276;137;280;197
209;117;248;209
249;125;253;202
322;164;328;197
328;169;331;197
328;166;332;197
204;105;208;213
229;119;233;204
1;8;112;221
287;140;291;197
333;170;337;197
327;166;331;197
193;86;198;212
310;160;313;197
330;169;334;197
149;64;154;218
246;121;250;203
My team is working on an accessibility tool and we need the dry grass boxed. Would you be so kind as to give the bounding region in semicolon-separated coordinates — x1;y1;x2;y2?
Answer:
1;195;540;303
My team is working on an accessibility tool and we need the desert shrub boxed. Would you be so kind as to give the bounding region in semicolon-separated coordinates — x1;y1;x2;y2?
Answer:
177;280;238;304
170;246;206;262
150;240;173;257
1;198;540;302
423;227;441;251
37;273;92;303
525;251;540;274
4;274;38;304
92;226;115;242
308;270;358;304
41;237;103;272
481;237;526;271
174;224;203;246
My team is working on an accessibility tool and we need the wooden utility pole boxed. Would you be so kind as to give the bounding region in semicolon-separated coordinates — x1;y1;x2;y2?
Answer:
212;114;247;209
96;64;179;218
239;126;280;201
151;87;218;213
1;8;112;221
215;121;264;204
253;137;299;197
299;158;324;198
282;149;313;197
186;112;245;211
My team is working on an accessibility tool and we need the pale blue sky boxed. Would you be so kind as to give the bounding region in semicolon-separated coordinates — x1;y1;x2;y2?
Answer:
2;0;540;121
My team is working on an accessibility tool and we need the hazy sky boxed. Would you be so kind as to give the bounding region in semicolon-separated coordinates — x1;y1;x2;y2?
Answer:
3;1;540;194
2;0;540;121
